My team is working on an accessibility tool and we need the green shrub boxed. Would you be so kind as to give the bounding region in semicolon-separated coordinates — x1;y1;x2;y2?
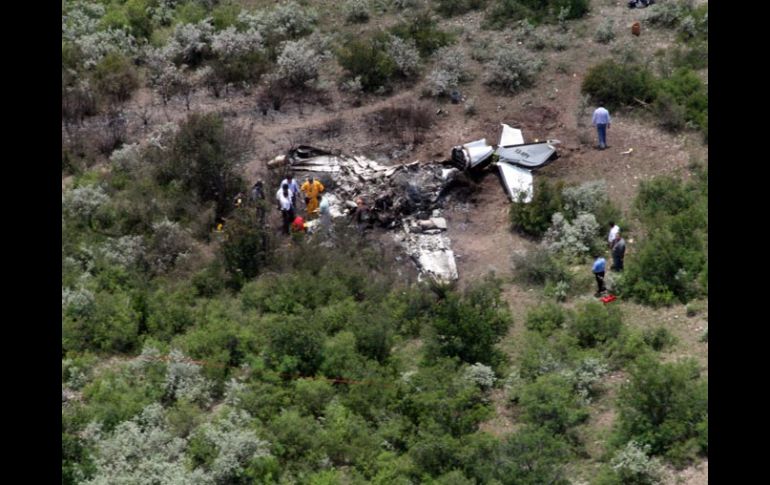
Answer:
520;373;589;434
594;19;616;44
570;301;623;348
221;209;273;288
63;290;141;354
435;0;487;17
642;326;677;351
517;331;581;381
343;0;371;23
293;378;336;417
614;355;708;465
164;112;250;218
581;61;657;110
494;425;572;484
390;12;454;57
594;441;664;485
525;302;568;335
486;0;588;29
657;68;707;135
266;315;325;376
426;276;512;368
510;179;565;237
513;248;571;287
210;3;241;30
91;52;139;105
484;45;543;93
268;408;323;463
81;366;166;431
625;175;707;306
337;34;397;92
623;229;704;306
145;288;196;342
320;401;380;470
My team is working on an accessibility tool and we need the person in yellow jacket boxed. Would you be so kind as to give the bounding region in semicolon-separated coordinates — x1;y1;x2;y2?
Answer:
300;176;325;218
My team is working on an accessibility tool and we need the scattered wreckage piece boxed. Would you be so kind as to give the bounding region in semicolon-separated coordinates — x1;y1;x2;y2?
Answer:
498;162;534;203
499;123;524;146
451;123;559;171
397;216;458;283
496;141;559;169
451;139;495;171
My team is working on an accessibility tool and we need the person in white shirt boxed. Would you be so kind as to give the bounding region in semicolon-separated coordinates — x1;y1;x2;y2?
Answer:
280;174;301;208
276;183;295;235
608;222;620;249
592;106;611;150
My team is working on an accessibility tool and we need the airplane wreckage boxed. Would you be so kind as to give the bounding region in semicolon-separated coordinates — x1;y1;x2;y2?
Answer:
268;124;559;283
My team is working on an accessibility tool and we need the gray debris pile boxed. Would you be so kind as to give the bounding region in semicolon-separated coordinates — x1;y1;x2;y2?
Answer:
268;146;463;282
396;214;458;283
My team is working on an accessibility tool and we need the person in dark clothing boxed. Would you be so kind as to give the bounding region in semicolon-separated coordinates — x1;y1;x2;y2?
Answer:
251;181;266;225
612;235;626;271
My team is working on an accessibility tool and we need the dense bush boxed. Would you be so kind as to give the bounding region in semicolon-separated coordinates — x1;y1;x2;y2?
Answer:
486;0;589;29
163;112;251;218
512;248;571;288
63;290;141;354
594;19;616;44
656;68;707;136
582;60;657;110
624;174;707;305
221;206;274;288
91;52;139;106
337;34;397;92
425;46;470;97
274;38;323;88
569;301;623;348
343;0;371;23
425;277;512;368
390;12;454;57
520;373;588;434
484;45;543;93
435;0;487;17
594;441;664;485
525;302;568;335
510;179;564;237
544;212;601;262
614;355;708;465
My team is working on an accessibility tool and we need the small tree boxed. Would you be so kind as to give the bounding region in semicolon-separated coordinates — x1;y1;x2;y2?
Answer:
427;276;512;368
91;52;139;106
519;373;589;434
221;208;273;288
615;355;708;465
166;112;251;218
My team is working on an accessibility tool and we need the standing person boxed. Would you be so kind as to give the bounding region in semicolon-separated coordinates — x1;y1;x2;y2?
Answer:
592;255;607;296
300;176;325;219
250;180;266;225
592;105;611;150
281;174;301;208
276;183;294;235
318;193;331;232
612;235;626;271
608;222;620;249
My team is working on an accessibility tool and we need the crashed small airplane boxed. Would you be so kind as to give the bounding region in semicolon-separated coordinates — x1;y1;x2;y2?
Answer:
451;124;560;202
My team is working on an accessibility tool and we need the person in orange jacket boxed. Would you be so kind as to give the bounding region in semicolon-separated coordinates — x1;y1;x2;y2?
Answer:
300;177;325;219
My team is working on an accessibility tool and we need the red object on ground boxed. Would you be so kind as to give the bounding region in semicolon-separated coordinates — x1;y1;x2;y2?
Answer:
292;216;306;232
600;294;617;304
